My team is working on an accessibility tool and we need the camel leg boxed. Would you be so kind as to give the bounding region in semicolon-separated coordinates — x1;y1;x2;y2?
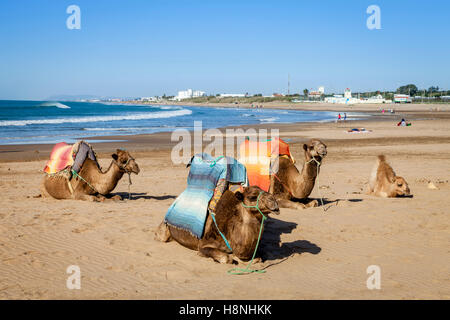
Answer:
198;245;234;264
74;193;101;202
154;222;172;242
232;255;262;265
276;198;307;210
304;199;319;208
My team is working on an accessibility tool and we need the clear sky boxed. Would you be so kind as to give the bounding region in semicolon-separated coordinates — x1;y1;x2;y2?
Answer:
0;0;449;100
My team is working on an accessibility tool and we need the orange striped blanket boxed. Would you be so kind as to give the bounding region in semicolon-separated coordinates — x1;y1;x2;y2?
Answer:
239;138;294;192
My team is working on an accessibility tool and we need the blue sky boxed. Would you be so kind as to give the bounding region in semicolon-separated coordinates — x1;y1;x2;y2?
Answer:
0;0;449;100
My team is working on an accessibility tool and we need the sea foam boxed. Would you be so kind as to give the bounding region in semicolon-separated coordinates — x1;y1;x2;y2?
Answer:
0;108;192;126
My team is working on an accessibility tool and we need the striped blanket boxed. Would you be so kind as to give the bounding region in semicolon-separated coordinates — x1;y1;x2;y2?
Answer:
164;153;248;239
239;138;294;192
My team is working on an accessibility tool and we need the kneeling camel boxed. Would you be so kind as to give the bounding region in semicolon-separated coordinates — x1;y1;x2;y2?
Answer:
270;139;327;209
41;149;140;201
155;186;279;264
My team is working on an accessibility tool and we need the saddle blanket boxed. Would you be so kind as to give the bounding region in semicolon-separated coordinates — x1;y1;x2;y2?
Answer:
43;141;99;174
164;153;248;239
239;137;294;192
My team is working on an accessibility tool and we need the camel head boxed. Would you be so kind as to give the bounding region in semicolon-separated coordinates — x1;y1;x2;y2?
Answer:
391;176;410;197
303;139;327;160
235;186;280;216
112;149;140;174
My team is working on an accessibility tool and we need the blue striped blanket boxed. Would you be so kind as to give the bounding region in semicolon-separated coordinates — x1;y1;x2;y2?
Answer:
164;153;248;238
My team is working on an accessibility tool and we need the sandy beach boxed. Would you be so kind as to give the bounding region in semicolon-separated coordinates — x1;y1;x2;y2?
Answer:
0;106;449;299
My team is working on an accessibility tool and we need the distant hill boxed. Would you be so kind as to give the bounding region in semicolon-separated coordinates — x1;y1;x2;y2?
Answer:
45;94;102;101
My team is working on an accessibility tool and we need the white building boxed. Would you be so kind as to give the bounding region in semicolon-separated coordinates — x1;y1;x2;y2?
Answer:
308;86;325;98
325;88;391;104
175;89;206;101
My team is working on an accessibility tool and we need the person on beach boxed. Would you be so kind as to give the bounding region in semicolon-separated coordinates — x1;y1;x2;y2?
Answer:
338;113;341;121
344;113;347;121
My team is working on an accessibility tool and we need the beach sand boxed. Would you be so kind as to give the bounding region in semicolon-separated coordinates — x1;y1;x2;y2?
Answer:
0;109;449;299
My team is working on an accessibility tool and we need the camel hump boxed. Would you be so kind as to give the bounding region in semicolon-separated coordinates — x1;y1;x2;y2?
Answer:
378;155;386;162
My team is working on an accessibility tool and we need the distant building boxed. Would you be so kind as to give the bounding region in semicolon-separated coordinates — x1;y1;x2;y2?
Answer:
325;88;391;104
344;88;352;99
139;97;159;102
175;89;206;101
393;94;412;103
308;86;325;99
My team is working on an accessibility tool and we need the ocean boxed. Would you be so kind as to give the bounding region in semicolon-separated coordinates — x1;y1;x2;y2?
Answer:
0;100;345;145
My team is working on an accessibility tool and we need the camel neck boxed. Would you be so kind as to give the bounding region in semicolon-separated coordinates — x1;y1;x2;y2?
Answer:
90;160;125;194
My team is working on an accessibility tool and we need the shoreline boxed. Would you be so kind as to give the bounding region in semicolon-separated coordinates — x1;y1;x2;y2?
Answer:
0;106;449;163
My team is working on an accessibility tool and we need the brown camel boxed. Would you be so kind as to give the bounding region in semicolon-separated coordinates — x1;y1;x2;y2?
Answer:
269;139;327;209
155;186;280;264
41;149;140;201
367;155;410;198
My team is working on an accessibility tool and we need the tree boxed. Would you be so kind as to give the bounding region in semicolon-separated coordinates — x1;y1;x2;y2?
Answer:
428;86;439;93
396;84;418;96
303;88;309;97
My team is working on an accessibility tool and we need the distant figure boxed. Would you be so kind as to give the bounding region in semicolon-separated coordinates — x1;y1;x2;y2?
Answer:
382;109;385;114
397;118;409;126
338;113;341;121
344;113;347;121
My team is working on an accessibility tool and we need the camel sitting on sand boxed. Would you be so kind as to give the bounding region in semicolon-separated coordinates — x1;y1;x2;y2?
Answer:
367;155;410;198
41;149;140;201
155;186;280;264
269;139;327;209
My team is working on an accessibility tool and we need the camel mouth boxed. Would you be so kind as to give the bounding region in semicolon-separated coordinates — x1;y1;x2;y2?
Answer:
271;207;280;215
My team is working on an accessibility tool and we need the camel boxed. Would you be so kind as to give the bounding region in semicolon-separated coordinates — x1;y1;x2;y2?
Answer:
41;149;140;201
269;139;327;209
367;155;410;198
155;186;280;264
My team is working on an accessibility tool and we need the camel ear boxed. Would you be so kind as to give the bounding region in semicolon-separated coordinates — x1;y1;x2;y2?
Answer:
112;153;118;161
235;191;244;201
303;144;308;151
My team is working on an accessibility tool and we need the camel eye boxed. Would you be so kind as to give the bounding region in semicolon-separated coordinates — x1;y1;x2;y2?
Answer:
397;183;402;187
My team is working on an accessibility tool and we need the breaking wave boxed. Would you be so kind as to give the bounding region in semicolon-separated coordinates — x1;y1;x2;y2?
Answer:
0;109;192;126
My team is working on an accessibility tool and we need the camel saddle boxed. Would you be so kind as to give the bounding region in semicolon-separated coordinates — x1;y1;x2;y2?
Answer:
164;153;248;239
43;140;99;175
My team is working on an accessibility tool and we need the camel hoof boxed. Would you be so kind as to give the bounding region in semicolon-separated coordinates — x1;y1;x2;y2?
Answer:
154;223;171;242
307;200;319;208
111;195;122;201
218;255;234;264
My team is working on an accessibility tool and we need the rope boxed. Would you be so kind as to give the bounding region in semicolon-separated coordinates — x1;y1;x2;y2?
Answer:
127;172;132;200
210;211;233;252
209;156;224;167
227;191;267;275
305;157;330;212
71;169;98;193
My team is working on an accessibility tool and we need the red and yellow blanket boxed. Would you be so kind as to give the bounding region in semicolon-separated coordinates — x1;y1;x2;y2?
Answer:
239;138;294;192
43;142;75;174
